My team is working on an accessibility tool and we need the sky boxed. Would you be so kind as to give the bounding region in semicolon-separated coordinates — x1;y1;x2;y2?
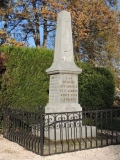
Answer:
0;0;120;47
118;0;120;10
28;0;120;48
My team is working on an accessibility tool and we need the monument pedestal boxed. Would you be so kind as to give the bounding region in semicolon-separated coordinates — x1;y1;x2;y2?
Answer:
45;73;82;113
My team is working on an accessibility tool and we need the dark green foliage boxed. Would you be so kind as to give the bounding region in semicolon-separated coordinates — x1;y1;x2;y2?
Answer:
0;47;115;113
76;62;115;109
0;46;53;112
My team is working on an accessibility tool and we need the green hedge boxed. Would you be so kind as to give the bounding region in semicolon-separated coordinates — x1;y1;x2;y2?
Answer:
0;46;53;112
77;62;115;109
0;46;115;112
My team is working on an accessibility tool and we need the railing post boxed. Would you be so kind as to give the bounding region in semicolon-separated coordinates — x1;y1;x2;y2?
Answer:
3;103;7;137
40;105;44;156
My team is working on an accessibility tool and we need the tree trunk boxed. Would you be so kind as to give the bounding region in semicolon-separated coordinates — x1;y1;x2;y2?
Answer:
32;0;40;47
43;19;47;48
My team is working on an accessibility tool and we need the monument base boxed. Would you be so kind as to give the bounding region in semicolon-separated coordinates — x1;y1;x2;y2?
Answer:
45;103;82;113
44;125;96;140
32;124;96;141
32;105;96;141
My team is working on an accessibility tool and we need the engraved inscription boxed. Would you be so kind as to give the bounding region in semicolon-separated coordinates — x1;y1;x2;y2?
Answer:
49;75;59;102
60;75;78;103
49;74;78;104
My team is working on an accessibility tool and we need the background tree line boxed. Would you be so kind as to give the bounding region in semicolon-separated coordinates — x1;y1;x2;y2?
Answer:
0;0;120;87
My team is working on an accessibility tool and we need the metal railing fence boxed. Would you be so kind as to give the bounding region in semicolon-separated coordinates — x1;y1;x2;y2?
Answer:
3;107;120;156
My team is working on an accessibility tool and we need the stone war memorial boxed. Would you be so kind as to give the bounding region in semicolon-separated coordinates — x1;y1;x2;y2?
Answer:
44;10;96;140
32;10;96;140
45;10;82;113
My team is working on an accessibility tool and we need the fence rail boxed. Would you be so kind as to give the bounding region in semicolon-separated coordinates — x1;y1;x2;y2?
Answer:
3;107;120;156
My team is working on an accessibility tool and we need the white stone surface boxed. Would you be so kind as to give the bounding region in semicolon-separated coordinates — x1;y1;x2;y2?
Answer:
32;124;96;141
45;73;82;113
44;125;96;140
49;74;78;104
46;10;82;75
45;103;82;113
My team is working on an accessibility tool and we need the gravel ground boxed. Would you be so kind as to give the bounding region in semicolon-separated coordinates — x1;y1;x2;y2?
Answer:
0;135;120;160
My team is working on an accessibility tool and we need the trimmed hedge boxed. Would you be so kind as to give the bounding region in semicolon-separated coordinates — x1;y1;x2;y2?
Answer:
0;46;115;112
0;46;53;112
77;62;115;109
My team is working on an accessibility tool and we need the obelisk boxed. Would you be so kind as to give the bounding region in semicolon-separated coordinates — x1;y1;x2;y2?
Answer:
32;11;96;140
45;10;82;113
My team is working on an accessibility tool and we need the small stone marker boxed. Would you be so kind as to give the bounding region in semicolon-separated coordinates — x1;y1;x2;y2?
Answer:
45;10;82;113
